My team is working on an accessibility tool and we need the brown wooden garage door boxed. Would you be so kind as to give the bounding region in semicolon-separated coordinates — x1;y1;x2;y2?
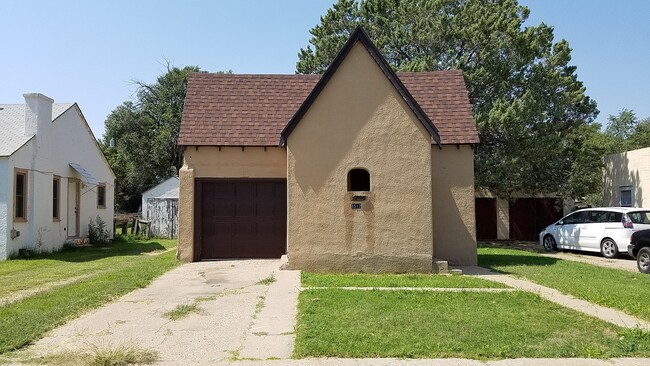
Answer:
509;198;563;241
195;180;286;260
475;198;497;240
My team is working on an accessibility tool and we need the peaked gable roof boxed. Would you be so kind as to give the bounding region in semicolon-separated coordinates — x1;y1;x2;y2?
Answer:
280;26;440;146
179;28;479;147
0;103;74;156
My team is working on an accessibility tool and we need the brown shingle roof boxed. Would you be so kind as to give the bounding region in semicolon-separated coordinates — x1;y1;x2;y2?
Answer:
179;71;479;146
400;70;479;145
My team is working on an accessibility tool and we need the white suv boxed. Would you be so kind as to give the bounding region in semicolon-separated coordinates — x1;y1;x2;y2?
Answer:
539;207;650;258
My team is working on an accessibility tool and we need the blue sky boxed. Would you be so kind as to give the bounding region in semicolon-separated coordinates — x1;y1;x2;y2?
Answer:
2;0;648;138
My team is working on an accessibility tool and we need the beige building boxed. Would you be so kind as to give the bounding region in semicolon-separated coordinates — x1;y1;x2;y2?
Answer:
474;189;566;242
604;147;650;208
177;27;480;272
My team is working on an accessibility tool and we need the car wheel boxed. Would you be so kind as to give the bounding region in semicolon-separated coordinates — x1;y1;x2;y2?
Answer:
542;235;557;251
638;247;650;274
600;238;619;259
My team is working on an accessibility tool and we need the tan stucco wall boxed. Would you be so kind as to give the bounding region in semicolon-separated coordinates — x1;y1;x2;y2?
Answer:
183;146;286;178
432;145;477;265
177;166;194;262
177;146;287;261
496;198;509;240
286;41;435;272
604;147;650;207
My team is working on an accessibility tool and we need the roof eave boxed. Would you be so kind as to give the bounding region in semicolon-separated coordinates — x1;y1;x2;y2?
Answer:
178;143;283;148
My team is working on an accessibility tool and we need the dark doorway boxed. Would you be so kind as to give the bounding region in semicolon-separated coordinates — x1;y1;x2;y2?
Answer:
475;198;497;240
509;198;563;241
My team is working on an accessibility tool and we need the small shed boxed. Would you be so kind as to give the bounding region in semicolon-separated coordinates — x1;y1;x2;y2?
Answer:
141;177;179;238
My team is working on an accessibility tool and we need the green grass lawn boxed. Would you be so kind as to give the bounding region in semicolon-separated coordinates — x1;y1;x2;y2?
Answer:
295;289;650;359
302;272;507;288
478;246;650;321
0;238;175;299
0;238;179;354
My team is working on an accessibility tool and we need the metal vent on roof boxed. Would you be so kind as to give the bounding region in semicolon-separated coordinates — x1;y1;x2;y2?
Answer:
69;163;99;185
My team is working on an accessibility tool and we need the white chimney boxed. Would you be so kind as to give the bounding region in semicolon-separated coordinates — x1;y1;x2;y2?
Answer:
23;93;54;137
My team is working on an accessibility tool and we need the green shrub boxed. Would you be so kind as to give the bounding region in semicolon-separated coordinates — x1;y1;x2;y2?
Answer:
88;215;110;245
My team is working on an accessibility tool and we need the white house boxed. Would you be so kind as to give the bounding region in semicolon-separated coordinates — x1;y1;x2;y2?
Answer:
0;93;115;260
141;176;178;238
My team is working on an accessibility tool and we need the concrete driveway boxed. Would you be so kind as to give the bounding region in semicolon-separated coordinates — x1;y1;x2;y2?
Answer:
543;250;639;272
13;259;300;366
486;241;641;273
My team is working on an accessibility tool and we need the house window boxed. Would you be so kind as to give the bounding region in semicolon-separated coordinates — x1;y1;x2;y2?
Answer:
348;168;370;191
97;183;106;209
14;169;28;221
620;186;633;207
53;176;61;220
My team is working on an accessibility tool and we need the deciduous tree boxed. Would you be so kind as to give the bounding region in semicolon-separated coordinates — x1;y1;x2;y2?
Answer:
604;109;650;152
101;65;200;211
297;0;599;199
605;109;639;142
628;118;650;149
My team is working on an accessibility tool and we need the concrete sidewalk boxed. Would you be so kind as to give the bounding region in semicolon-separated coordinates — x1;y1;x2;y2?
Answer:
225;358;650;365
460;266;650;331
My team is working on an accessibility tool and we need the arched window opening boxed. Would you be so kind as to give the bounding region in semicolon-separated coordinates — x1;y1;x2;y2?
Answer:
348;169;370;191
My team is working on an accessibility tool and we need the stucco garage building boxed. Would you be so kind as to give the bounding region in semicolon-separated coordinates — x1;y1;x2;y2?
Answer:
177;28;479;271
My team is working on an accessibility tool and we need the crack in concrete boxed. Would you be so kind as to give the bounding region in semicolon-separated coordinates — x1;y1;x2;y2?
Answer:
229;275;273;362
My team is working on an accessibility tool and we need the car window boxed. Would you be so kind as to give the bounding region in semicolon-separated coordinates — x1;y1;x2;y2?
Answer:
564;211;587;224
607;212;623;222
585;211;608;223
628;211;650;224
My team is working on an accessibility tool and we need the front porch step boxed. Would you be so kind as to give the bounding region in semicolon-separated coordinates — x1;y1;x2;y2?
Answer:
432;260;448;274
